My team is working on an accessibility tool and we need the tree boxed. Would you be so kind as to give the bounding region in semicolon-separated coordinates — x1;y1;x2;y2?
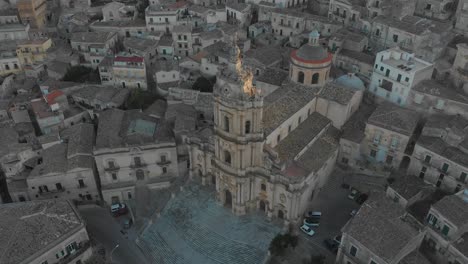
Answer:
192;76;216;93
62;66;100;83
126;89;163;110
269;233;299;256
269;234;288;256
137;0;149;19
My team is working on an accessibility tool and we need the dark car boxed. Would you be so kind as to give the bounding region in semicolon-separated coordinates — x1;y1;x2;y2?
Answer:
110;203;128;217
356;193;369;204
323;239;339;253
123;218;133;229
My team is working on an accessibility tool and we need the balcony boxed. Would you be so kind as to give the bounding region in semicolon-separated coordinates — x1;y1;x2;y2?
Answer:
156;160;171;166
104;165;120;172
77;184;87;189
57;241;91;264
38;187;66;196
130;162;147;169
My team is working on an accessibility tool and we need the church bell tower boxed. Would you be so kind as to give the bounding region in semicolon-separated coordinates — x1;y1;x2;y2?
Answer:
212;41;264;215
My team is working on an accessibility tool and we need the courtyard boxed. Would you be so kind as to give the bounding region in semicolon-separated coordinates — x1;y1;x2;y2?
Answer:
136;184;283;264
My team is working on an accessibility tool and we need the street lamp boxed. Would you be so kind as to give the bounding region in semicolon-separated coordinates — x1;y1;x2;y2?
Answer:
110;244;120;263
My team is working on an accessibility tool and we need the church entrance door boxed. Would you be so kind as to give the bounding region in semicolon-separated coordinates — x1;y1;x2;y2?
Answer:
225;189;232;208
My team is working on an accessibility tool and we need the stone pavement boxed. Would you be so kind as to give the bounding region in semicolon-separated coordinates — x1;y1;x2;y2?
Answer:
137;184;282;264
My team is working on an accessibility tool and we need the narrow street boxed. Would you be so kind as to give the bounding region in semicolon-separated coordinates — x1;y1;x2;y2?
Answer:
79;206;149;264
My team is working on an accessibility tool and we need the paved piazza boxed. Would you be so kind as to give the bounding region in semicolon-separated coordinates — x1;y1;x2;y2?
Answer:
137;184;282;264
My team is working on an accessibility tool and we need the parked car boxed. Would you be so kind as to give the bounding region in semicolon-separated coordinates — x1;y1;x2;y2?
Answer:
350;209;357;216
356;193;369;204
323;239;339;253
111;203;128;217
123;218;133;229
304;211;322;218
303;217;320;227
348;189;359;200
300;224;315;236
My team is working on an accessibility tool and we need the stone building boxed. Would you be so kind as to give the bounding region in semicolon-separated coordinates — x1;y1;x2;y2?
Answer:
226;0;251;26
336;193;426;264
112;54;147;90
289;31;332;87
94;109;179;205
369;47;433;106
362;103;419;169
407;79;468;119
423;191;468;264
70;32;118;68
145;2;186;34
0;199;92;264
0;49;22;76
123;37;158;64
407;114;468;193
368;15;452;62
187;38;360;224
102;1;136;22
16;38;52;67
455;0;468;34
328;0;366;28
26;123;100;202
0;126;39;202
0;23;30;42
17;0;47;29
90;20;147;38
414;0;457;21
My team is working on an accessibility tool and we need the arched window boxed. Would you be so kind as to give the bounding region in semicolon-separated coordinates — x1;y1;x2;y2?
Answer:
224;116;230;132
224;151;231;164
312;73;319;84
297;71;305;83
245;121;251;134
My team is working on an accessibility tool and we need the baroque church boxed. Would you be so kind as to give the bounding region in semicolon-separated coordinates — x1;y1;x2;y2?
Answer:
187;31;363;225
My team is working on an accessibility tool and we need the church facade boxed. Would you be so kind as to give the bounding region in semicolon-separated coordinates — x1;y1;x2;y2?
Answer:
187;32;361;225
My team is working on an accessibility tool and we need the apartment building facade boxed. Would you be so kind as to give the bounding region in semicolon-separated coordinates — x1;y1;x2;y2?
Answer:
369;47;433;106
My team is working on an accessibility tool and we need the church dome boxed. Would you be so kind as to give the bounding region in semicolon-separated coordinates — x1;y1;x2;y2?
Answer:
294;44;329;62
335;74;365;90
290;30;332;64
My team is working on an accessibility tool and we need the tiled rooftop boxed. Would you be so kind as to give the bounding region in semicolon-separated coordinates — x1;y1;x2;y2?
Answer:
274;112;330;161
412;79;468;104
367;103;419;136
343;193;424;263
29;123;95;177
263;80;320;136
432;194;468;227
71;31;116;44
318;82;357;105
256;68;288;86
389;173;433;200
0;200;82;264
417;136;468;167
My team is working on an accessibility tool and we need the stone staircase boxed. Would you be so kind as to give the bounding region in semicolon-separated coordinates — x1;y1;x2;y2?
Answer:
138;226;186;264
